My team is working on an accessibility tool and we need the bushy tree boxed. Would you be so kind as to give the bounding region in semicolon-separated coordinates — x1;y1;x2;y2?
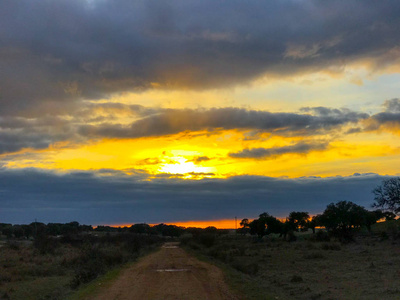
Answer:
373;177;400;216
320;201;368;241
248;212;282;237
288;211;310;232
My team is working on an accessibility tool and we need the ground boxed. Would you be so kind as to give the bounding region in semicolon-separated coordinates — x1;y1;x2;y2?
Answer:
83;242;239;300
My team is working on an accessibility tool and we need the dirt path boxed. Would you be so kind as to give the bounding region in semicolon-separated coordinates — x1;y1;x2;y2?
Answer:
86;242;239;300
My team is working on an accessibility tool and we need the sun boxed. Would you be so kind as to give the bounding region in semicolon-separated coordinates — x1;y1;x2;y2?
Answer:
158;152;215;179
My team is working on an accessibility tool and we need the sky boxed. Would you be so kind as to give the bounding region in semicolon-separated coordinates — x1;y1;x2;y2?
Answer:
1;0;400;227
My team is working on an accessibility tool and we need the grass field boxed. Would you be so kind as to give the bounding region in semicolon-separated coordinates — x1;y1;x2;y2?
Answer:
184;220;400;300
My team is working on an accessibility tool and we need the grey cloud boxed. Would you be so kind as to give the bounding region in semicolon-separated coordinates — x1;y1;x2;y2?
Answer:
190;156;211;164
0;116;77;154
79;107;367;139
383;98;400;113
0;168;388;225
365;99;400;131
229;141;329;159
0;105;370;155
1;1;400;115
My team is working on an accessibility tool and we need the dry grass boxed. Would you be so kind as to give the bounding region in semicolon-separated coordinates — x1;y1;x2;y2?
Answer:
187;225;400;300
0;234;164;300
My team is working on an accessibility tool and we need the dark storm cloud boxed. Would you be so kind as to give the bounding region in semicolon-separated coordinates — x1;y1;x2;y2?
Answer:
0;168;388;225
1;1;400;115
229;141;329;159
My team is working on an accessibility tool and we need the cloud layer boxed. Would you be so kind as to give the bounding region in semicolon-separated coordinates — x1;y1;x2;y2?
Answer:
0;168;387;225
3;100;400;155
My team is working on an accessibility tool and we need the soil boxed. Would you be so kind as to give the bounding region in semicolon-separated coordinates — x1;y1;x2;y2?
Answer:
85;242;239;300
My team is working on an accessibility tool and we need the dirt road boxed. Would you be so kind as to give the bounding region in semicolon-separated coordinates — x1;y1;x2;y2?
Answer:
86;242;239;300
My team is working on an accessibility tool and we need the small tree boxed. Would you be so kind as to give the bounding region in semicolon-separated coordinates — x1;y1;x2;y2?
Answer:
238;218;250;235
288;211;310;232
372;177;400;216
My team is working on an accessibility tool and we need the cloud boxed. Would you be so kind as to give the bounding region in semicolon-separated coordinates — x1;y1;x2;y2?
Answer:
0;168;388;225
189;156;211;164
1;1;400;115
229;141;329;159
0;104;373;155
78;107;368;139
363;99;400;132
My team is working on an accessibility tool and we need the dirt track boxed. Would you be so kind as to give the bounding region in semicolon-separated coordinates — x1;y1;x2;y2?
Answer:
86;242;239;300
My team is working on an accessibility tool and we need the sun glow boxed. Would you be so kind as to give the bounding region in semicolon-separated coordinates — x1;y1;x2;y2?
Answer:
158;151;216;179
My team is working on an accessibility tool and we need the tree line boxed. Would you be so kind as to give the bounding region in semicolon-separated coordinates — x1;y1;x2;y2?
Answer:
1;177;399;241
0;221;187;239
238;178;400;241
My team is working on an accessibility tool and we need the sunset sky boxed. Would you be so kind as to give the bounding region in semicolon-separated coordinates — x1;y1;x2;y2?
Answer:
1;1;400;227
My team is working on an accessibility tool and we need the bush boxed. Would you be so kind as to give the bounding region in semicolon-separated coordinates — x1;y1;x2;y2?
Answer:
198;233;216;248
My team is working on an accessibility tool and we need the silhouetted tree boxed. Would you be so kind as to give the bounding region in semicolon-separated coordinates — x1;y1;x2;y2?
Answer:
238;218;250;235
306;215;321;234
320;201;368;241
288;211;310;232
372;177;400;216
249;213;282;237
249;219;266;237
240;218;249;227
129;223;151;235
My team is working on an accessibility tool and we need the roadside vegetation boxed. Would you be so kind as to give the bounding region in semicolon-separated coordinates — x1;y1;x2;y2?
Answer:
0;223;179;300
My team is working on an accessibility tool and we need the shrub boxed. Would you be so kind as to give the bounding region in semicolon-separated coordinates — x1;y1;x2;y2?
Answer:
198;233;216;248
